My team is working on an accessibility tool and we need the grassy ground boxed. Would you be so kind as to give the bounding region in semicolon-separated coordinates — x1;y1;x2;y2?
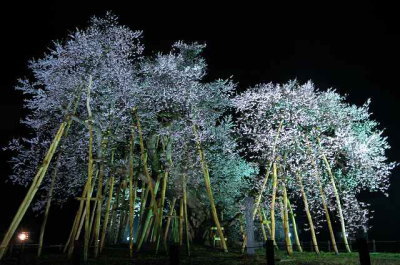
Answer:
3;245;400;264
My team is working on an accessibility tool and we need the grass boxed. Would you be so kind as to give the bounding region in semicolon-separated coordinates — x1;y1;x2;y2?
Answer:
4;244;400;264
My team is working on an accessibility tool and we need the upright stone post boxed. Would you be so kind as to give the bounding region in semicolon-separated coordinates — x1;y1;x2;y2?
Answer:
357;238;371;265
266;239;275;265
244;197;255;255
169;243;180;265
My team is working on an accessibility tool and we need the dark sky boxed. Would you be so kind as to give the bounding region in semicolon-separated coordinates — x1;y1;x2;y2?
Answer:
0;1;399;243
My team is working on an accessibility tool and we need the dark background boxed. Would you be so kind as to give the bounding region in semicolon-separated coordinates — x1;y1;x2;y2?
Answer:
0;1;399;244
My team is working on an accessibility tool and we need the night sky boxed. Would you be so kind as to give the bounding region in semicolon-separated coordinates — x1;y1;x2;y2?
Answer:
0;1;399;243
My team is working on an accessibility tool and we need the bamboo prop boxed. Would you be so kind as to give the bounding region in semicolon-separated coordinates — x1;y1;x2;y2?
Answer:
116;181;128;244
134;110;161;228
183;174;191;256
306;139;339;254
143;215;155;243
37;155;60;257
287;199;303;252
163;198;177;251
179;199;184;246
270;162;278;243
139;182;148;225
108;177;123;244
67;170;99;258
296;173;319;254
281;184;293;255
90;172;110;249
128;124;136;257
64;172;93;254
253;120;283;219
155;172;168;254
88;200;98;245
0;84;83;260
316;171;339;254
93;137;108;258
318;138;351;253
261;208;272;238
172;209;179;244
83;77;95;262
100;176;115;253
0;120;67;259
257;207;268;241
155;137;173;254
193;125;228;252
136;175;162;250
